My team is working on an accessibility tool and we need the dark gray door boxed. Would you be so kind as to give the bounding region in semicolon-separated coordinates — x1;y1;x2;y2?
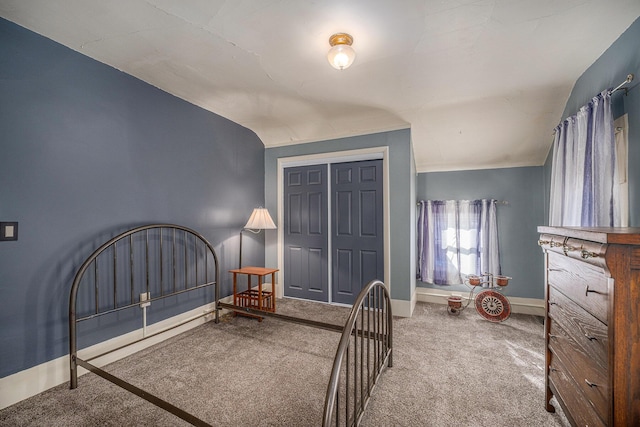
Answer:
283;165;329;302
331;160;384;305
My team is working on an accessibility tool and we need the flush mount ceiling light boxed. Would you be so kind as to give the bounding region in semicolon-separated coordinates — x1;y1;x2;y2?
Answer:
327;33;356;70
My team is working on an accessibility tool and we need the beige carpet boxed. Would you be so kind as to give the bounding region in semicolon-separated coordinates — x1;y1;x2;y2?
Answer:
0;299;568;426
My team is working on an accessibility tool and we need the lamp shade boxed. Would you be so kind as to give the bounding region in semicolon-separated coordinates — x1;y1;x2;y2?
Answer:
244;208;276;230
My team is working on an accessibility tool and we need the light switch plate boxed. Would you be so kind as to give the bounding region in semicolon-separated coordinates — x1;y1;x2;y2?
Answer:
0;222;18;241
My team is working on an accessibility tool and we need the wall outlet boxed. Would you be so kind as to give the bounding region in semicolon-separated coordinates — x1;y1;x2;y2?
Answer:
0;222;18;241
140;292;151;308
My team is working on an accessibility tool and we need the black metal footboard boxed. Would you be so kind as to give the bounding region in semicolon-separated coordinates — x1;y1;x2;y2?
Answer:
323;280;393;426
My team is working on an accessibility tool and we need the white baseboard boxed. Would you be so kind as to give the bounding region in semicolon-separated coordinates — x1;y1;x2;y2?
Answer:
275;282;283;299
0;301;221;410
391;297;415;318
414;287;545;317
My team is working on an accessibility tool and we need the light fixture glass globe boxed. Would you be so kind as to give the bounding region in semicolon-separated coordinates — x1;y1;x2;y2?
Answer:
327;44;356;70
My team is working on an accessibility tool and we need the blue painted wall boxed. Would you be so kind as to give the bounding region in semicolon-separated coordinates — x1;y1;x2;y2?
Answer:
264;129;415;302
0;18;265;377
543;17;640;225
416;167;545;299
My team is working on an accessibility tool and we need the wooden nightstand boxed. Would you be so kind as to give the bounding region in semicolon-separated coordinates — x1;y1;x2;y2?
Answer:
229;266;278;320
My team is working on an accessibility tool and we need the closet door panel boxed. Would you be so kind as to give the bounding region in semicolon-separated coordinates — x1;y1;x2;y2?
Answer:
283;165;328;302
331;160;384;305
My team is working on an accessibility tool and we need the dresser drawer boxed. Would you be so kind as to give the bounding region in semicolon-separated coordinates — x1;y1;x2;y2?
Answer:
549;356;606;427
549;325;609;422
539;234;606;267
548;285;608;370
547;251;609;324
563;237;607;266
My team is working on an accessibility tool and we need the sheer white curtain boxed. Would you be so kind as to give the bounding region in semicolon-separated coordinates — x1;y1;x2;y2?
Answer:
417;199;500;285
549;90;620;226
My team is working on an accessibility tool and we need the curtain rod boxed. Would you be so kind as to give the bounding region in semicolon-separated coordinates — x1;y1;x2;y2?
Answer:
417;200;508;206
610;73;634;95
553;73;634;135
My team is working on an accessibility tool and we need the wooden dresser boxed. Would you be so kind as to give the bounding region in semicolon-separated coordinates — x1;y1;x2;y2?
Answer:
538;227;640;426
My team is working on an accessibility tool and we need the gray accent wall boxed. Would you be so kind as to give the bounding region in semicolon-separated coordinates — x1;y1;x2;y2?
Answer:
0;19;265;377
265;129;414;302
543;17;640;226
416;167;545;299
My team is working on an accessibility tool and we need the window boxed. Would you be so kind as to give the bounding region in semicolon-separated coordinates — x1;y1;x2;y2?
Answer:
417;199;500;285
614;114;629;226
549;92;627;226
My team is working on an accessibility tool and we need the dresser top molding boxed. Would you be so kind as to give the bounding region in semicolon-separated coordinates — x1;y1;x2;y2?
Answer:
538;226;640;245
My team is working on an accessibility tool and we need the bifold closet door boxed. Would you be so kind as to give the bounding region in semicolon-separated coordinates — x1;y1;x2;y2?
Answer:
331;160;384;305
283;165;329;302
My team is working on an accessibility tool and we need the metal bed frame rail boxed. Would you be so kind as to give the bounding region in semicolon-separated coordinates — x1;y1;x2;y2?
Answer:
322;279;393;426
69;224;390;426
68;224;219;427
218;279;393;427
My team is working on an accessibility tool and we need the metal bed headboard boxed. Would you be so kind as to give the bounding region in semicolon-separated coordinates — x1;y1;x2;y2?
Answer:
69;224;219;392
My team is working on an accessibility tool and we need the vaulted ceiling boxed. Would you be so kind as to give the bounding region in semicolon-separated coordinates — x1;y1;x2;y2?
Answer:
2;1;639;172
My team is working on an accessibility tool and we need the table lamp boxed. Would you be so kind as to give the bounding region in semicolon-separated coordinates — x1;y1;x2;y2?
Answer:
239;207;276;268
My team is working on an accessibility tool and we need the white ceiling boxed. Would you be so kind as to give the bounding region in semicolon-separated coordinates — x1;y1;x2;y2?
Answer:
2;0;639;172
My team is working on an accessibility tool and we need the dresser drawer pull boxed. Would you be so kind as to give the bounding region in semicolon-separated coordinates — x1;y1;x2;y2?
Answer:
585;334;598;341
549;367;558;373
581;249;599;259
548;301;557;306
538;240;564;247
548;334;559;339
585;379;598;388
585;285;600;296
